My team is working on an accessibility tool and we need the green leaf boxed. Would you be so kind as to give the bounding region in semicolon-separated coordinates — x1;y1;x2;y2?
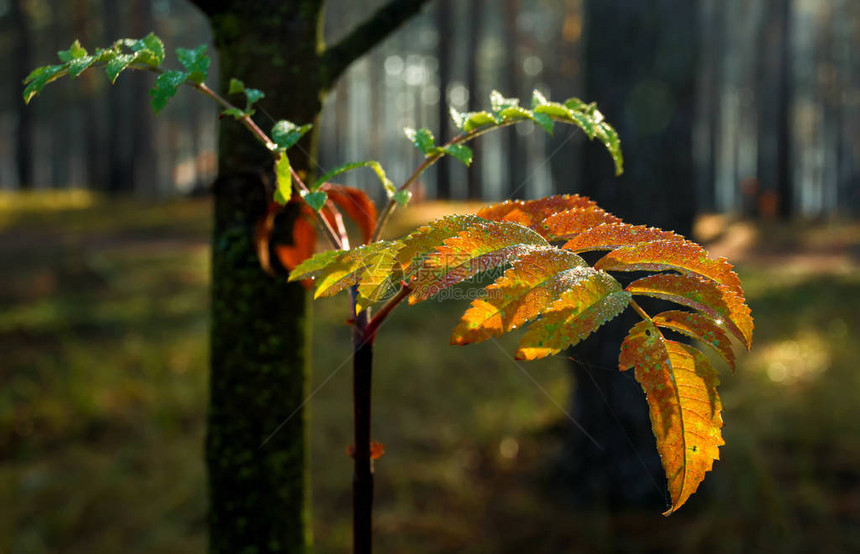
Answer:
149;69;189;114
228;78;245;94
499;106;534;121
57;40;87;62
437;144;473;166
274;152;292;205
595;120;624;175
312;161;394;197
404;127;437;155
564;97;588;111
176;44;209;84
462;111;499;132
303;191;328;212
105;53;138;83
289;241;403;301
393;189;413;207
531;89;549;108
271;120;313;150
221;107;245;119
450;107;465;130
134;33;165;66
244;88;265;111
67;56;98;78
22;65;67;103
532;112;555;135
490;90;519;114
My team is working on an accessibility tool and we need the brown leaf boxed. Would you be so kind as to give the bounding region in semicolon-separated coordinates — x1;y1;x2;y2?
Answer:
652;310;736;371
254;203;281;276
275;205;318;288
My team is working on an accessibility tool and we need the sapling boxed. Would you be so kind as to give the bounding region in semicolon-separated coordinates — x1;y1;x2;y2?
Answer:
25;34;752;554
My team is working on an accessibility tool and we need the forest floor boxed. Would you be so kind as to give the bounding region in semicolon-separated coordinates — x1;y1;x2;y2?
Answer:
1;193;858;553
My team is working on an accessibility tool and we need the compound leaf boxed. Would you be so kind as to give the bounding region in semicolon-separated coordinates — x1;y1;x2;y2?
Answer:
542;206;623;239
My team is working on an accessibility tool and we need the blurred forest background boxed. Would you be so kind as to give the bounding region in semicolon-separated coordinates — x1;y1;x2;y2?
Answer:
2;0;859;214
2;0;859;553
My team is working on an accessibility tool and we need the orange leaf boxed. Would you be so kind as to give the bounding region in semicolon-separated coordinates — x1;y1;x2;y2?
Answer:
346;440;385;460
542;206;623;239
626;273;753;349
409;220;547;304
562;222;683;252
451;248;591;345
515;271;630;360
652;310;736;371
595;239;745;299
275;206;318;288
322;184;378;244
620;320;724;515
477;194;598;235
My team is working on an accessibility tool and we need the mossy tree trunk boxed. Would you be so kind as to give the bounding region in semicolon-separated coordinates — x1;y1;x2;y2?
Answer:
188;1;430;552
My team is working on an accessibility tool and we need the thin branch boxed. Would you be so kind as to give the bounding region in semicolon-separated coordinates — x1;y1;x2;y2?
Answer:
321;0;431;89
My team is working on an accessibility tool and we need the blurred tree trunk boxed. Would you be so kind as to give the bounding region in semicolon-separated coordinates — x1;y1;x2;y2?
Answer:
11;0;34;189
130;0;156;196
775;0;793;218
557;0;698;510
103;0;133;194
71;0;104;191
502;0;524;197
465;0;484;199
436;0;452;199
187;1;429;552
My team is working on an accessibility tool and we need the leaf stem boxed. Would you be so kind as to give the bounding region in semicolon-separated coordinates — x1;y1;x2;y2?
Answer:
629;299;652;321
370;119;520;242
365;282;411;338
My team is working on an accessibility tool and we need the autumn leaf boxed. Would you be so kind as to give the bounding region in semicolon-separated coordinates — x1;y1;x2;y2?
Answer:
451;247;591;345
409;220;548;304
515;271;630;360
652;310;736;371
620;320;724;515
476;195;598;235
542;206;623;239
562;222;683;253
321;184;378;244
626;273;753;349
595;239;745;299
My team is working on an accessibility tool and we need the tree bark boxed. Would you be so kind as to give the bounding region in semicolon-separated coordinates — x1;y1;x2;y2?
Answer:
558;0;699;510
189;1;430;551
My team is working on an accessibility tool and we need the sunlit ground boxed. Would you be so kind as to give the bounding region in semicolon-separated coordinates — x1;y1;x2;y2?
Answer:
2;193;858;553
